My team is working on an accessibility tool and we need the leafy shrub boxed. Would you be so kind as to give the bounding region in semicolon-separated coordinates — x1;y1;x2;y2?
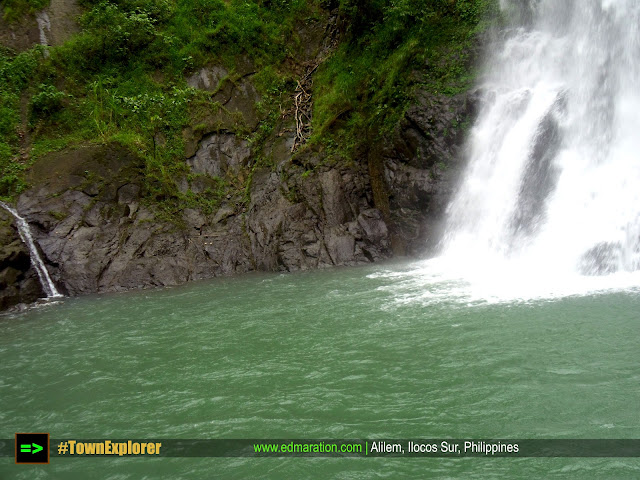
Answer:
78;1;158;67
30;84;66;119
0;49;40;91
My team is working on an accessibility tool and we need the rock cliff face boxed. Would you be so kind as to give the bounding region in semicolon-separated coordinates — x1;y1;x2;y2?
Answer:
0;0;80;52
0;211;44;310
1;87;477;310
0;3;482;310
383;90;480;254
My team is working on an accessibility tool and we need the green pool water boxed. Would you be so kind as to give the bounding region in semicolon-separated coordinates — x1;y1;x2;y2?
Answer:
1;260;639;478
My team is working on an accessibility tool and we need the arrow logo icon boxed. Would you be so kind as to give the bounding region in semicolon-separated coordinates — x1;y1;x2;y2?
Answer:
15;433;49;464
20;443;43;454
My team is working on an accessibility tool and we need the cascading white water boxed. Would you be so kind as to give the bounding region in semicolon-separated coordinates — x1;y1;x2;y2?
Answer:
0;202;62;299
434;0;640;291
380;0;640;303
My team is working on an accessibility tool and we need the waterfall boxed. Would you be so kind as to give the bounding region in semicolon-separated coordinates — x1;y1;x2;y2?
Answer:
440;0;640;281
35;11;51;47
35;11;51;58
0;202;62;299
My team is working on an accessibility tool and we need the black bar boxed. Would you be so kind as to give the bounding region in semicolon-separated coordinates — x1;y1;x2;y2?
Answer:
1;439;639;458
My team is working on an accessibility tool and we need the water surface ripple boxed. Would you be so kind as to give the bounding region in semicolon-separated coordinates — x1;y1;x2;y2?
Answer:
1;262;639;478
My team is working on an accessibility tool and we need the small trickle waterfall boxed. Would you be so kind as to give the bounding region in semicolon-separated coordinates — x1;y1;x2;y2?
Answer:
0;202;62;298
35;10;51;57
35;11;51;46
440;0;640;280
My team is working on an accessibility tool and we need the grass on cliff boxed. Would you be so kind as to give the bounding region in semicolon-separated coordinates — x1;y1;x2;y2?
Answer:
0;0;322;206
2;0;49;22
0;46;42;199
0;0;500;212
311;0;500;160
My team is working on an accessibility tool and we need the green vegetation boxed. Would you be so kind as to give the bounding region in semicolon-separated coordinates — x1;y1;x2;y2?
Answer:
0;0;321;205
0;46;42;197
312;0;499;159
0;0;499;212
2;0;49;22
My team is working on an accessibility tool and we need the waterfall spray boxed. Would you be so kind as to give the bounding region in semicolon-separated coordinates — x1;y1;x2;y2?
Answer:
440;0;640;277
